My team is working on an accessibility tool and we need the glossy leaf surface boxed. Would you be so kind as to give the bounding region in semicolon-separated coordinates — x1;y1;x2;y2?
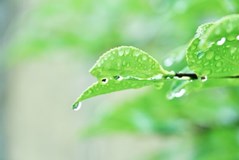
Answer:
73;46;172;109
186;14;239;77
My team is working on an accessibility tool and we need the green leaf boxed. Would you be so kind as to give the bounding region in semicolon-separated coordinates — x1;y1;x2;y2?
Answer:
72;46;172;109
186;14;239;77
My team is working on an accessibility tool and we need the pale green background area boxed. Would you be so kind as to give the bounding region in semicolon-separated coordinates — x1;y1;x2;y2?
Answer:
1;0;239;160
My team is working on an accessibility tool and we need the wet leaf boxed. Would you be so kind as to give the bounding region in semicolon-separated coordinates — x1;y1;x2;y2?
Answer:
186;14;239;77
72;46;172;109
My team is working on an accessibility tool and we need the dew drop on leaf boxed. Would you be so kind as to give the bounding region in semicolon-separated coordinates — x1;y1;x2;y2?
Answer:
196;51;205;59
237;35;239;40
230;47;237;54
203;61;210;66
113;75;123;81
227;35;235;41
216;61;222;67
206;51;214;60
118;50;124;56
215;56;220;60
167;89;186;99
216;37;226;46
201;76;208;82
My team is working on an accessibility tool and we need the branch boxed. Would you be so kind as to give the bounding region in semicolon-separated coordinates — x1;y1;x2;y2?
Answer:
174;73;239;80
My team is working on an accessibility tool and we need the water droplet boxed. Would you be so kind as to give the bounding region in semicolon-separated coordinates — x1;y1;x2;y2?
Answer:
168;89;186;99
196;60;202;64
215;56;220;60
227;24;233;33
203;61;209;66
113;75;123;81
164;58;173;67
118;50;124;56
101;78;108;84
214;28;221;35
206;51;214;60
223;68;228;72
196;51;204;59
73;102;82;111
217;37;226;46
190;45;196;50
154;82;164;90
227;35;235;41
216;68;222;72
216;61;222;67
117;62;121;67
237;35;239;41
142;56;147;61
134;52;140;57
201;76;208;82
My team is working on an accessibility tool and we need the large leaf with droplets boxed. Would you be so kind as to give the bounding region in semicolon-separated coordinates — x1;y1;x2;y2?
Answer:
72;46;172;109
186;14;239;77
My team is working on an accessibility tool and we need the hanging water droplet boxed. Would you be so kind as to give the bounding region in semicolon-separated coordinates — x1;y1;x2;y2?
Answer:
216;37;226;46
73;102;82;111
168;89;186;99
236;35;239;41
174;89;186;97
201;76;208;82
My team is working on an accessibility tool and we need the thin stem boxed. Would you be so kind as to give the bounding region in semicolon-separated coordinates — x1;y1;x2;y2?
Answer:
175;73;199;80
174;73;239;80
220;75;239;79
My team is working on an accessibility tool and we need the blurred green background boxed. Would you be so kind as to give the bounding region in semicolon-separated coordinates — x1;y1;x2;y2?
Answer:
1;0;239;160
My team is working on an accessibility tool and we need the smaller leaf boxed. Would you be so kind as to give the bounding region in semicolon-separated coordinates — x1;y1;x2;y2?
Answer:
72;46;173;109
186;14;239;77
